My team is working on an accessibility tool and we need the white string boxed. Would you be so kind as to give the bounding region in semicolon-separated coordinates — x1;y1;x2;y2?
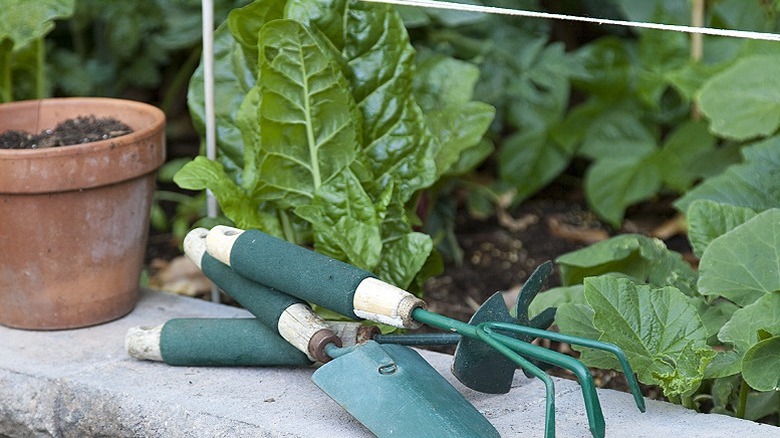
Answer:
361;0;780;42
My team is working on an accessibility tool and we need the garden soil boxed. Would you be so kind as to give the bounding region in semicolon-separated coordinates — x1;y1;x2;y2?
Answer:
0;115;132;149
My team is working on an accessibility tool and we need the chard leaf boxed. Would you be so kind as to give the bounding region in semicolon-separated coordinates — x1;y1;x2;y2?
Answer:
289;0;438;202
584;152;663;227
698;55;780;141
556;234;698;296
174;157;282;236
227;0;285;77
585;276;715;397
698;209;780;306
294;169;388;271
253;19;360;205
377;232;433;290
742;336;780;392
685;200;757;258
718;292;780;358
673;136;780;214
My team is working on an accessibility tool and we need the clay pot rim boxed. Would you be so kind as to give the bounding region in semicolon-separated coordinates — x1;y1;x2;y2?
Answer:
0;97;165;158
0;97;166;194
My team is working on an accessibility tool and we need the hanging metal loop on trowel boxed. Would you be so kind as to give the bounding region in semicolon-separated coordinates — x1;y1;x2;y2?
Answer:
183;228;501;438
206;225;646;438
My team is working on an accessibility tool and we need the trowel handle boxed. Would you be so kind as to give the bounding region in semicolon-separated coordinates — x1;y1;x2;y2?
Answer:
125;318;312;367
185;228;340;363
207;226;426;329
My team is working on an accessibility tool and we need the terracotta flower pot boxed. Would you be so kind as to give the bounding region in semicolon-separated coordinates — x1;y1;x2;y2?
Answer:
0;98;166;330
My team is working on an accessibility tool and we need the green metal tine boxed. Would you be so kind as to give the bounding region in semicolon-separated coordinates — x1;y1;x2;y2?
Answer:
484;322;646;413
477;324;606;438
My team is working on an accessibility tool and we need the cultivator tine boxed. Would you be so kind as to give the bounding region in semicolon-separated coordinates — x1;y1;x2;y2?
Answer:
484;322;646;413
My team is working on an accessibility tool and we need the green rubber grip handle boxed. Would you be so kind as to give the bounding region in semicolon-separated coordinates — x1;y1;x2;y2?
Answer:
230;229;374;320
159;318;312;366
201;251;302;329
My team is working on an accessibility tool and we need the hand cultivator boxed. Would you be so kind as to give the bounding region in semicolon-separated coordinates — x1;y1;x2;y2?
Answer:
127;226;645;438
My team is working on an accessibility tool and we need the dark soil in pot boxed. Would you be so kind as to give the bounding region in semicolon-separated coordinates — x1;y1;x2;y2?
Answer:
0;115;132;149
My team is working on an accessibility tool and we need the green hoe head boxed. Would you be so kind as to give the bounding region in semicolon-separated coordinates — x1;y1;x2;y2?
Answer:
452;261;557;394
312;340;500;438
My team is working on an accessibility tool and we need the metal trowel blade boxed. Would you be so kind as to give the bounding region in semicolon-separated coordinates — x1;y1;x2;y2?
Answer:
312;340;499;438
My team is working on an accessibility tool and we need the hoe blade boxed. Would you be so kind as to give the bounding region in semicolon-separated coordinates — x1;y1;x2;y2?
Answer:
312;341;499;438
452;262;556;393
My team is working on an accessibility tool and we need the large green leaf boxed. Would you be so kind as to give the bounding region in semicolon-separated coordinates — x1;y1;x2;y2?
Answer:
698;55;780;140
173;157;282;236
288;0;438;202
250;19;360;205
499;128;573;203
584;152;663;227
556;234;698;296
555;302;618;370
698;209;780;306
674;136;780;214
657;120;717;193
718;292;780;359
742;336;780;392
585;276;715;398
685;200;758;258
0;0;74;49
529;285;584;320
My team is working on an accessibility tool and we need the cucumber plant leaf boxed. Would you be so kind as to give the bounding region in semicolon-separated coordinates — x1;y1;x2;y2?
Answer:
685;200;758;258
718;292;780;361
742;336;780;392
698;55;780;141
584;275;715;398
674;135;780;214
555;234;698;297
697;209;780;306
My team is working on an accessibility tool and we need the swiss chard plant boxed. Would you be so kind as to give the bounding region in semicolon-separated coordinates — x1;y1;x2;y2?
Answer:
530;137;780;419
0;0;74;102
175;0;494;292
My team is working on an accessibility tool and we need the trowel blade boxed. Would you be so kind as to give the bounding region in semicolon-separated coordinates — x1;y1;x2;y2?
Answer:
312;341;499;438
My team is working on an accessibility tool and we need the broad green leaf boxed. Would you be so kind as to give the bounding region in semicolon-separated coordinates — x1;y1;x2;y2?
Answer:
499;128;573;203
636;30;688;109
528;285;584;320
253;19;360;205
227;0;285;77
413;54;480;111
376;232;433;290
577;105;658;160
585;276;715;397
0;0;74;49
556;234;698;296
704;350;743;379
698;209;780;306
674;136;780;214
667;61;730;102
698;55;780;140
555;302;618;370
173;157;282;236
429;102;495;178
658;120;717;193
570;36;632;98
289;0;438;202
690;296;740;341
685;200;758;258
718;292;780;357
742;336;780;392
584;153;663;227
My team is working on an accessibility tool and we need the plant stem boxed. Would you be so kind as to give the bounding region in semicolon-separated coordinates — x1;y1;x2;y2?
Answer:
34;37;45;99
160;46;203;116
737;377;749;419
0;39;13;103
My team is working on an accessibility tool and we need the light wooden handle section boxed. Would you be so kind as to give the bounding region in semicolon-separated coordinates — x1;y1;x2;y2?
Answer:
125;325;163;361
183;227;209;269
353;277;425;329
206;225;244;266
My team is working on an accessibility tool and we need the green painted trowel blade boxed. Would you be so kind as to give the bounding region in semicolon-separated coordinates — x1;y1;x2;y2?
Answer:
312;341;499;438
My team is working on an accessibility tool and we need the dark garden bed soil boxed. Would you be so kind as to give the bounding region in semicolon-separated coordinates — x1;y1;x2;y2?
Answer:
0;115;132;149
